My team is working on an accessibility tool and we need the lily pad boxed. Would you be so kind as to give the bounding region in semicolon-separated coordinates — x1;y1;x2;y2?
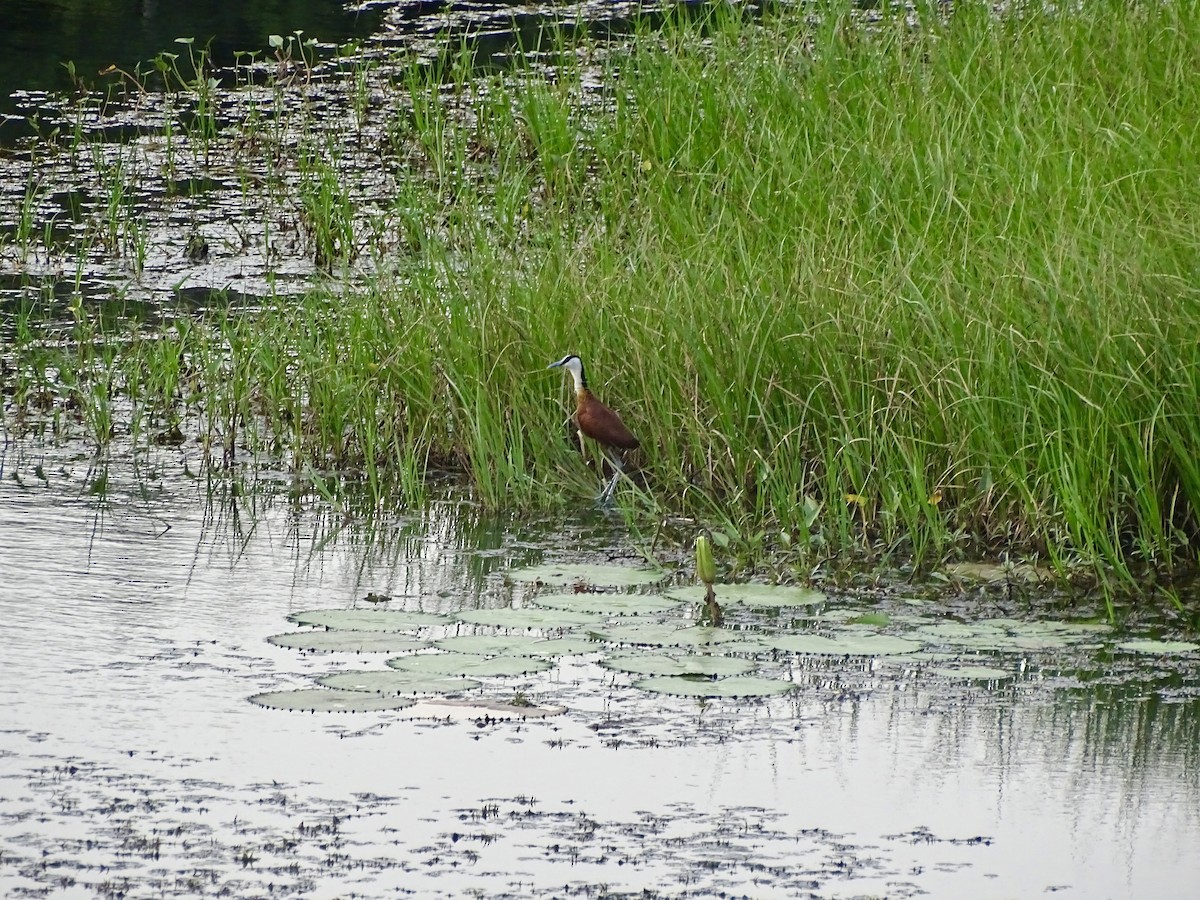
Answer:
601;653;758;677
943;561;1054;583
1116;639;1200;655
388;653;554;677
267;631;429;653
768;634;923;656
590;623;758;648
664;583;826;608
433;634;599;657
930;666;1014;680
248;688;418;712
287;609;449;631
531;593;682;616
455;607;601;629
404;698;568;720
633;675;795;698
506;563;665;588
317;671;480;695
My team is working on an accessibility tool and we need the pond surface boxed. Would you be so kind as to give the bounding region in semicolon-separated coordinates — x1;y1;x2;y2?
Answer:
1;443;1198;898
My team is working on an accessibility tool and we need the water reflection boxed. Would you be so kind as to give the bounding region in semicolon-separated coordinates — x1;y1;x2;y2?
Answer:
0;445;1198;897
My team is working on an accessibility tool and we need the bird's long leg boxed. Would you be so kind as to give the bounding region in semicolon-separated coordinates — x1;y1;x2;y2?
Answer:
597;449;625;504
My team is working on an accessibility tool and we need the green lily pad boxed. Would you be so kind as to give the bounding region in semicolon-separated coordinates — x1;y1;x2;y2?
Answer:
768;634;923;656
664;583;826;608
248;688;418;712
1116;639;1200;655
847;612;891;627
433;634;599;657
287;609;449;631
317;671;480;695
943;561;1054;583
507;563;665;588
267;631;430;653
531;593;682;616
405;698;568;720
633;675;795;698
454;607;601;629
601;653;758;677
387;653;554;677
590;623;758;648
930;666;1014;680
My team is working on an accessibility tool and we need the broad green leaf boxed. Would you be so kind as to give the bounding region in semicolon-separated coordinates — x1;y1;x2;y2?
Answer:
317;671;480;695
388;653;553;677
634;675;794;698
267;631;429;653
287;609;449;631
248;688;417;712
507;563;665;587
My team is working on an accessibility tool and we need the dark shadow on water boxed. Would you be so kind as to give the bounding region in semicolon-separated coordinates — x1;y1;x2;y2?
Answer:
0;0;384;128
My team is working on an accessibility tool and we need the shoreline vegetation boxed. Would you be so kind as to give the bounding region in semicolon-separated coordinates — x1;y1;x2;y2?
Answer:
3;2;1199;597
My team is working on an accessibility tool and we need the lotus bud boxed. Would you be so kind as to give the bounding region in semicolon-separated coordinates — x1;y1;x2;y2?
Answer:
696;534;716;586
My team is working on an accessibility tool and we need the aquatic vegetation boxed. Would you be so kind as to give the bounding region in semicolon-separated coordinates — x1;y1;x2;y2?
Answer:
316;671;480;696
665;583;827;608
633;675;795;698
601;653;758;678
248;687;418;712
530;592;682;616
266;631;429;653
505;563;667;588
454;607;603;628
4;1;1200;591
288;609;450;630
432;634;599;656
388;652;554;677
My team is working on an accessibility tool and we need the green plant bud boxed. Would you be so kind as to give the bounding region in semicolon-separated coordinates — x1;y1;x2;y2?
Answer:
695;534;716;585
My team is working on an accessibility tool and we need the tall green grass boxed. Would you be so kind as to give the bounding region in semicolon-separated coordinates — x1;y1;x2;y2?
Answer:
8;1;1200;583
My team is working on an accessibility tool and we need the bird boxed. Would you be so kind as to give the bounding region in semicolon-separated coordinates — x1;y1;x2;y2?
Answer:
547;354;639;503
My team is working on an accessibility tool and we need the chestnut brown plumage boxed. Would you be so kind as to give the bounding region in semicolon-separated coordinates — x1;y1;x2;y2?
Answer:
548;354;638;501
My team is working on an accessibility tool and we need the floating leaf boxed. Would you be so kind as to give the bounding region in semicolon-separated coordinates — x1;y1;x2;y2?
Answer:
1116;639;1200;655
317;671;479;695
434;634;599;657
943;561;1053;584
601;653;758;677
506;563;665;587
287;609;449;631
768;634;922;656
664;583;826;608
930;666;1014;680
388;653;553;677
633;675;794;698
267;631;429;653
847;612;891;627
455;607;601;629
590;623;759;648
531;593;682;616
405;698;568;720
248;688;417;712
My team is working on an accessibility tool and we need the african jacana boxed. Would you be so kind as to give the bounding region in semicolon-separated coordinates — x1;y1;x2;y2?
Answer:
548;354;639;502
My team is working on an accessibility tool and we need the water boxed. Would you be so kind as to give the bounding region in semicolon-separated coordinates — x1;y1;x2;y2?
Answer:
1;445;1198;898
0;0;384;128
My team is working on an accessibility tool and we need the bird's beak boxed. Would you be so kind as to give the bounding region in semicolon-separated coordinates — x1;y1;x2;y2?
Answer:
547;360;563;369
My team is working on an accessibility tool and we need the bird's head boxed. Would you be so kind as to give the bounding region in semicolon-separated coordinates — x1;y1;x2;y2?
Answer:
548;354;586;390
